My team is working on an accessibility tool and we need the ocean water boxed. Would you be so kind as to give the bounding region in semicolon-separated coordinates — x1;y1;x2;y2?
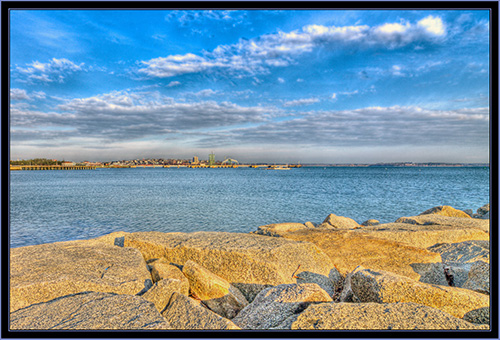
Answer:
9;166;490;248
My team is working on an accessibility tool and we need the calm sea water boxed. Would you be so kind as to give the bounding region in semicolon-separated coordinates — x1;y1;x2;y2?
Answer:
9;166;490;248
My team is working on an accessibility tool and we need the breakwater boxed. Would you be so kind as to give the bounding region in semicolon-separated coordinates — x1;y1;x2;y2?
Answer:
9;205;490;331
10;165;96;171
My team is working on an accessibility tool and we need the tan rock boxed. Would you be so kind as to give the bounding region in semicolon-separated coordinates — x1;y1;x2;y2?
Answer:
419;205;472;218
304;221;316;229
319;213;359;229
395;214;490;232
291;302;486;330
149;258;189;293
182;260;248;319
142;278;188;313
251;222;308;237
10;242;152;312
273;228;443;281
361;219;380;226
123;231;334;302
355;223;489;249
428;240;490;265
10;292;170;330
232;283;332;329
349;266;489;318
463;261;489;295
162;292;240;330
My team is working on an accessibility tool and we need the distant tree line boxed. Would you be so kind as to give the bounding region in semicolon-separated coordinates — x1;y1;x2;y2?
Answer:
10;158;63;166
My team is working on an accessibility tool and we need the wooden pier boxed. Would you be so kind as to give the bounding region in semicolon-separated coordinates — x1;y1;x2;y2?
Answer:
10;165;96;171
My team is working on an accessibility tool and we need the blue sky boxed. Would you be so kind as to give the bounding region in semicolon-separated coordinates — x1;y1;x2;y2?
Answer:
10;10;490;163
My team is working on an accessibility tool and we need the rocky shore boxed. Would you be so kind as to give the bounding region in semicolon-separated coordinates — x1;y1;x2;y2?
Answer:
10;204;491;331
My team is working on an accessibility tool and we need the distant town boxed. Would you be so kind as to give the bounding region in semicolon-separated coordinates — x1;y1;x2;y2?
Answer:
9;153;490;170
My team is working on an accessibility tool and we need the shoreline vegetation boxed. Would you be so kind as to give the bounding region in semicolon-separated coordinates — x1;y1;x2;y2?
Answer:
10;204;490;330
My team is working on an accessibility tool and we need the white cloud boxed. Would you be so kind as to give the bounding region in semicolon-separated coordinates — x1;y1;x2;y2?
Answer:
15;58;84;83
167;81;181;87
10;88;29;101
283;98;319;107
331;93;337;99
417;15;445;36
138;16;448;79
277;77;285;83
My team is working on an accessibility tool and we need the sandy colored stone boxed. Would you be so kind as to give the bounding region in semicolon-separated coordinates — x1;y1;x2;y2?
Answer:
419;205;472;218
274;228;443;281
463;307;490;325
294;268;342;299
162;292;240;330
123;231;334;302
463;261;489;295
142;278;188;313
291;302;487;330
349;266;489;318
232;283;332;329
10;241;152;312
395;214;490;232
251;222;308;237
361;219;380;226
355;223;489;249
149;258;189;292
428;240;490;265
182;260;248;319
319;213;359;229
10;292;170;330
304;221;317;228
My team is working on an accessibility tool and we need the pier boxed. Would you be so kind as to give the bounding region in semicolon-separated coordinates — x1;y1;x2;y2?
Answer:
10;165;96;171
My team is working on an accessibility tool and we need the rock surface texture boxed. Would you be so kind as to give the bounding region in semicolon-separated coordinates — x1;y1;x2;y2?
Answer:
319;213;360;229
161;292;240;330
419;206;472;218
10;292;171;330
10;240;152;312
232;283;332;329
395;215;490;233
123;231;334;302
348;266;489;318
182;260;248;319
291;302;486;330
252;223;309;237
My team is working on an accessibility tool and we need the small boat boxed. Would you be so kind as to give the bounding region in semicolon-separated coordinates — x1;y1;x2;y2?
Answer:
266;165;291;170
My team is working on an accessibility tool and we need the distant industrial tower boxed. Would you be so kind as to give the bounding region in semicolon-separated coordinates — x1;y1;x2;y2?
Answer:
208;152;215;166
192;156;199;164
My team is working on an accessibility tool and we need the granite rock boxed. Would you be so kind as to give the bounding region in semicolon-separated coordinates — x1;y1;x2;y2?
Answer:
10;292;170;330
142;278;188;313
319;213;360;229
291;302;487;330
232;283;332;329
251;222;308;237
463;261;489;295
463;307;490;325
395;214;489;233
419;206;472;218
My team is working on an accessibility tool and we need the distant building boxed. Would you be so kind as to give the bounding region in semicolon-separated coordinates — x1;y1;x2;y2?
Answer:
192;156;199;164
61;161;75;166
208;152;215;166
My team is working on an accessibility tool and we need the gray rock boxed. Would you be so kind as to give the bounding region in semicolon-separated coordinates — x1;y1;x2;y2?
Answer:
463;261;489;295
427;240;490;266
463;307;490;325
291;302;487;330
10;292;170;330
319;213;360;229
10;241;152;312
182;260;248;319
294;268;342;299
348;266;489;318
232;283;332;329
161;292;240;330
463;209;473;217
123;231;334;302
477;204;490;216
142;278;189;313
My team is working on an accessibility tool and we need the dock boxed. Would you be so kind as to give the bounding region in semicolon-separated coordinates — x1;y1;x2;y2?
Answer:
10;165;96;171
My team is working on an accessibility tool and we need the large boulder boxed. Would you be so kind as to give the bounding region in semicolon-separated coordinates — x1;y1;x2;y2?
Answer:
10;241;152;312
148;258;189;294
463;307;490;325
348;266;489;318
161;292;240;330
419;205;472;218
271;228;445;282
463;261;490;295
354;223;489;249
361;219;380;226
251;222;309;237
232;283;332;329
182;260;248;319
291;302;486;330
123;231;334;302
319;213;360;229
395;214;489;233
10;292;171;330
142;278;189;313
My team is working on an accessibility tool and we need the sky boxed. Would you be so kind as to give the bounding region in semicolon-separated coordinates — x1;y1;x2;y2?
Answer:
9;9;490;163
